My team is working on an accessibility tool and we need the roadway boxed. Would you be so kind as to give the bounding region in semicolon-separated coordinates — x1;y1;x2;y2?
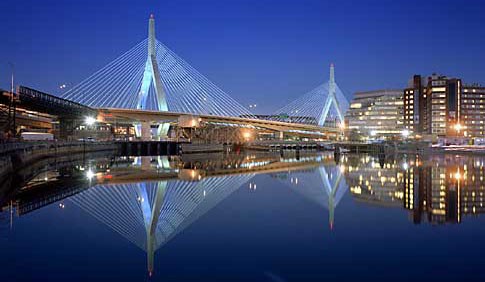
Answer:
97;108;340;137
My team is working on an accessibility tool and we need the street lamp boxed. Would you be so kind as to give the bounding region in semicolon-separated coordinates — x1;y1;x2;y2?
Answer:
6;62;16;137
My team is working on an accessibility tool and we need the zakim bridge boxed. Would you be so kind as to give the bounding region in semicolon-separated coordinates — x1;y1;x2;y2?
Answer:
60;14;349;142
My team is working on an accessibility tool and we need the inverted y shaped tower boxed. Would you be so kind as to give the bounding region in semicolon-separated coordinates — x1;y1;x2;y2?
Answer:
137;14;168;111
319;63;344;126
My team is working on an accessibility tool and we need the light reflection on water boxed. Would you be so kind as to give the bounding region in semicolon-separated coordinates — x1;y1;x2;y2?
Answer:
1;151;485;280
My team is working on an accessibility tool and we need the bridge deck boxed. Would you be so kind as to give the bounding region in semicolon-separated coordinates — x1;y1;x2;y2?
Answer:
98;108;340;135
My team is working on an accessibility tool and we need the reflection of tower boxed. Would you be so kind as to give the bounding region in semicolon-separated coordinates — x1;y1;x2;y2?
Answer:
137;14;168;112
319;64;344;126
318;166;343;230
138;182;167;276
69;174;254;275
279;165;347;229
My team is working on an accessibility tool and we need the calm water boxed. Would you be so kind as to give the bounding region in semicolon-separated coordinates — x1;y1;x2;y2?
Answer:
1;151;485;281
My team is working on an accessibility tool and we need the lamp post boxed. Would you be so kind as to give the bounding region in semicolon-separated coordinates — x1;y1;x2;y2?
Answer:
6;62;16;138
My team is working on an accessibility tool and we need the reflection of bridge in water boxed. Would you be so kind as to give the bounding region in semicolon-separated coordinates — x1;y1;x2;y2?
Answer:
272;163;347;230
67;153;345;275
2;152;345;276
70;174;254;276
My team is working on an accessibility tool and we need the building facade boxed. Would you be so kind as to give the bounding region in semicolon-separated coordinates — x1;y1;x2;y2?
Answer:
403;74;485;139
462;85;485;138
346;89;404;139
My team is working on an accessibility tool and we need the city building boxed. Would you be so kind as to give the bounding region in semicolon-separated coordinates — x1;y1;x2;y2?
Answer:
345;89;404;139
462;84;485;138
1;89;57;136
403;74;485;139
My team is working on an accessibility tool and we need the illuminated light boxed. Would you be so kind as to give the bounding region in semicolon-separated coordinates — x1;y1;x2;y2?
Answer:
85;116;96;126
454;170;461;180
370;130;377;137
454;123;462;132
137;196;144;203
86;169;96;180
401;129;410;138
242;131;252;140
402;162;409;170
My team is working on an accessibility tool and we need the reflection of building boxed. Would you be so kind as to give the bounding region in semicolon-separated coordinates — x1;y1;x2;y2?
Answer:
404;74;485;138
344;155;405;207
343;154;485;225
346;89;404;139
404;156;485;224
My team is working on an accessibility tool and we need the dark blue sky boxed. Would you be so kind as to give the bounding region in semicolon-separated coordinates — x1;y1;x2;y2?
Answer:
1;0;484;113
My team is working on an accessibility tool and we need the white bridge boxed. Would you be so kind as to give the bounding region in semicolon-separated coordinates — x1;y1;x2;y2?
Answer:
61;14;349;140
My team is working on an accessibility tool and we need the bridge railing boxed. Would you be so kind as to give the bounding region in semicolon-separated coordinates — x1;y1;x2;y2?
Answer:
0;141;115;155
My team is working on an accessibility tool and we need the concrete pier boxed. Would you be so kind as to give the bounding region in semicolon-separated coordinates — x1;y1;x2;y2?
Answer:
117;140;182;156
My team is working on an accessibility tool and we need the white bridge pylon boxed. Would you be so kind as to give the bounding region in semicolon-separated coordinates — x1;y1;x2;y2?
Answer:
138;14;168;112
61;14;254;119
274;64;349;127
319;63;344;126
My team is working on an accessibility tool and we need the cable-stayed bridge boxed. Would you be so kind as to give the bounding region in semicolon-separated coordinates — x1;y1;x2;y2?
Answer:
59;14;348;141
273;64;349;127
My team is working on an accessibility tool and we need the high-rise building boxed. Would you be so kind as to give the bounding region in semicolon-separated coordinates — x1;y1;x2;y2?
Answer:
461;85;485;138
346;89;403;139
403;74;485;138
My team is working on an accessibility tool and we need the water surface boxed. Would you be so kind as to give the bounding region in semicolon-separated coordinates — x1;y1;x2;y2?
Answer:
1;152;485;281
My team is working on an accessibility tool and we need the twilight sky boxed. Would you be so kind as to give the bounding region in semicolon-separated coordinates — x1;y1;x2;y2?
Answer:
0;0;484;114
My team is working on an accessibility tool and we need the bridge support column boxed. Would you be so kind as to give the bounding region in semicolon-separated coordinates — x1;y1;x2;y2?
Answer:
278;131;284;140
135;122;152;141
155;123;170;140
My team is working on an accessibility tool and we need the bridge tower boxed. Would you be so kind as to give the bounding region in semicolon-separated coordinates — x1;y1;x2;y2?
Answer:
138;14;168;111
318;63;344;127
136;14;170;139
